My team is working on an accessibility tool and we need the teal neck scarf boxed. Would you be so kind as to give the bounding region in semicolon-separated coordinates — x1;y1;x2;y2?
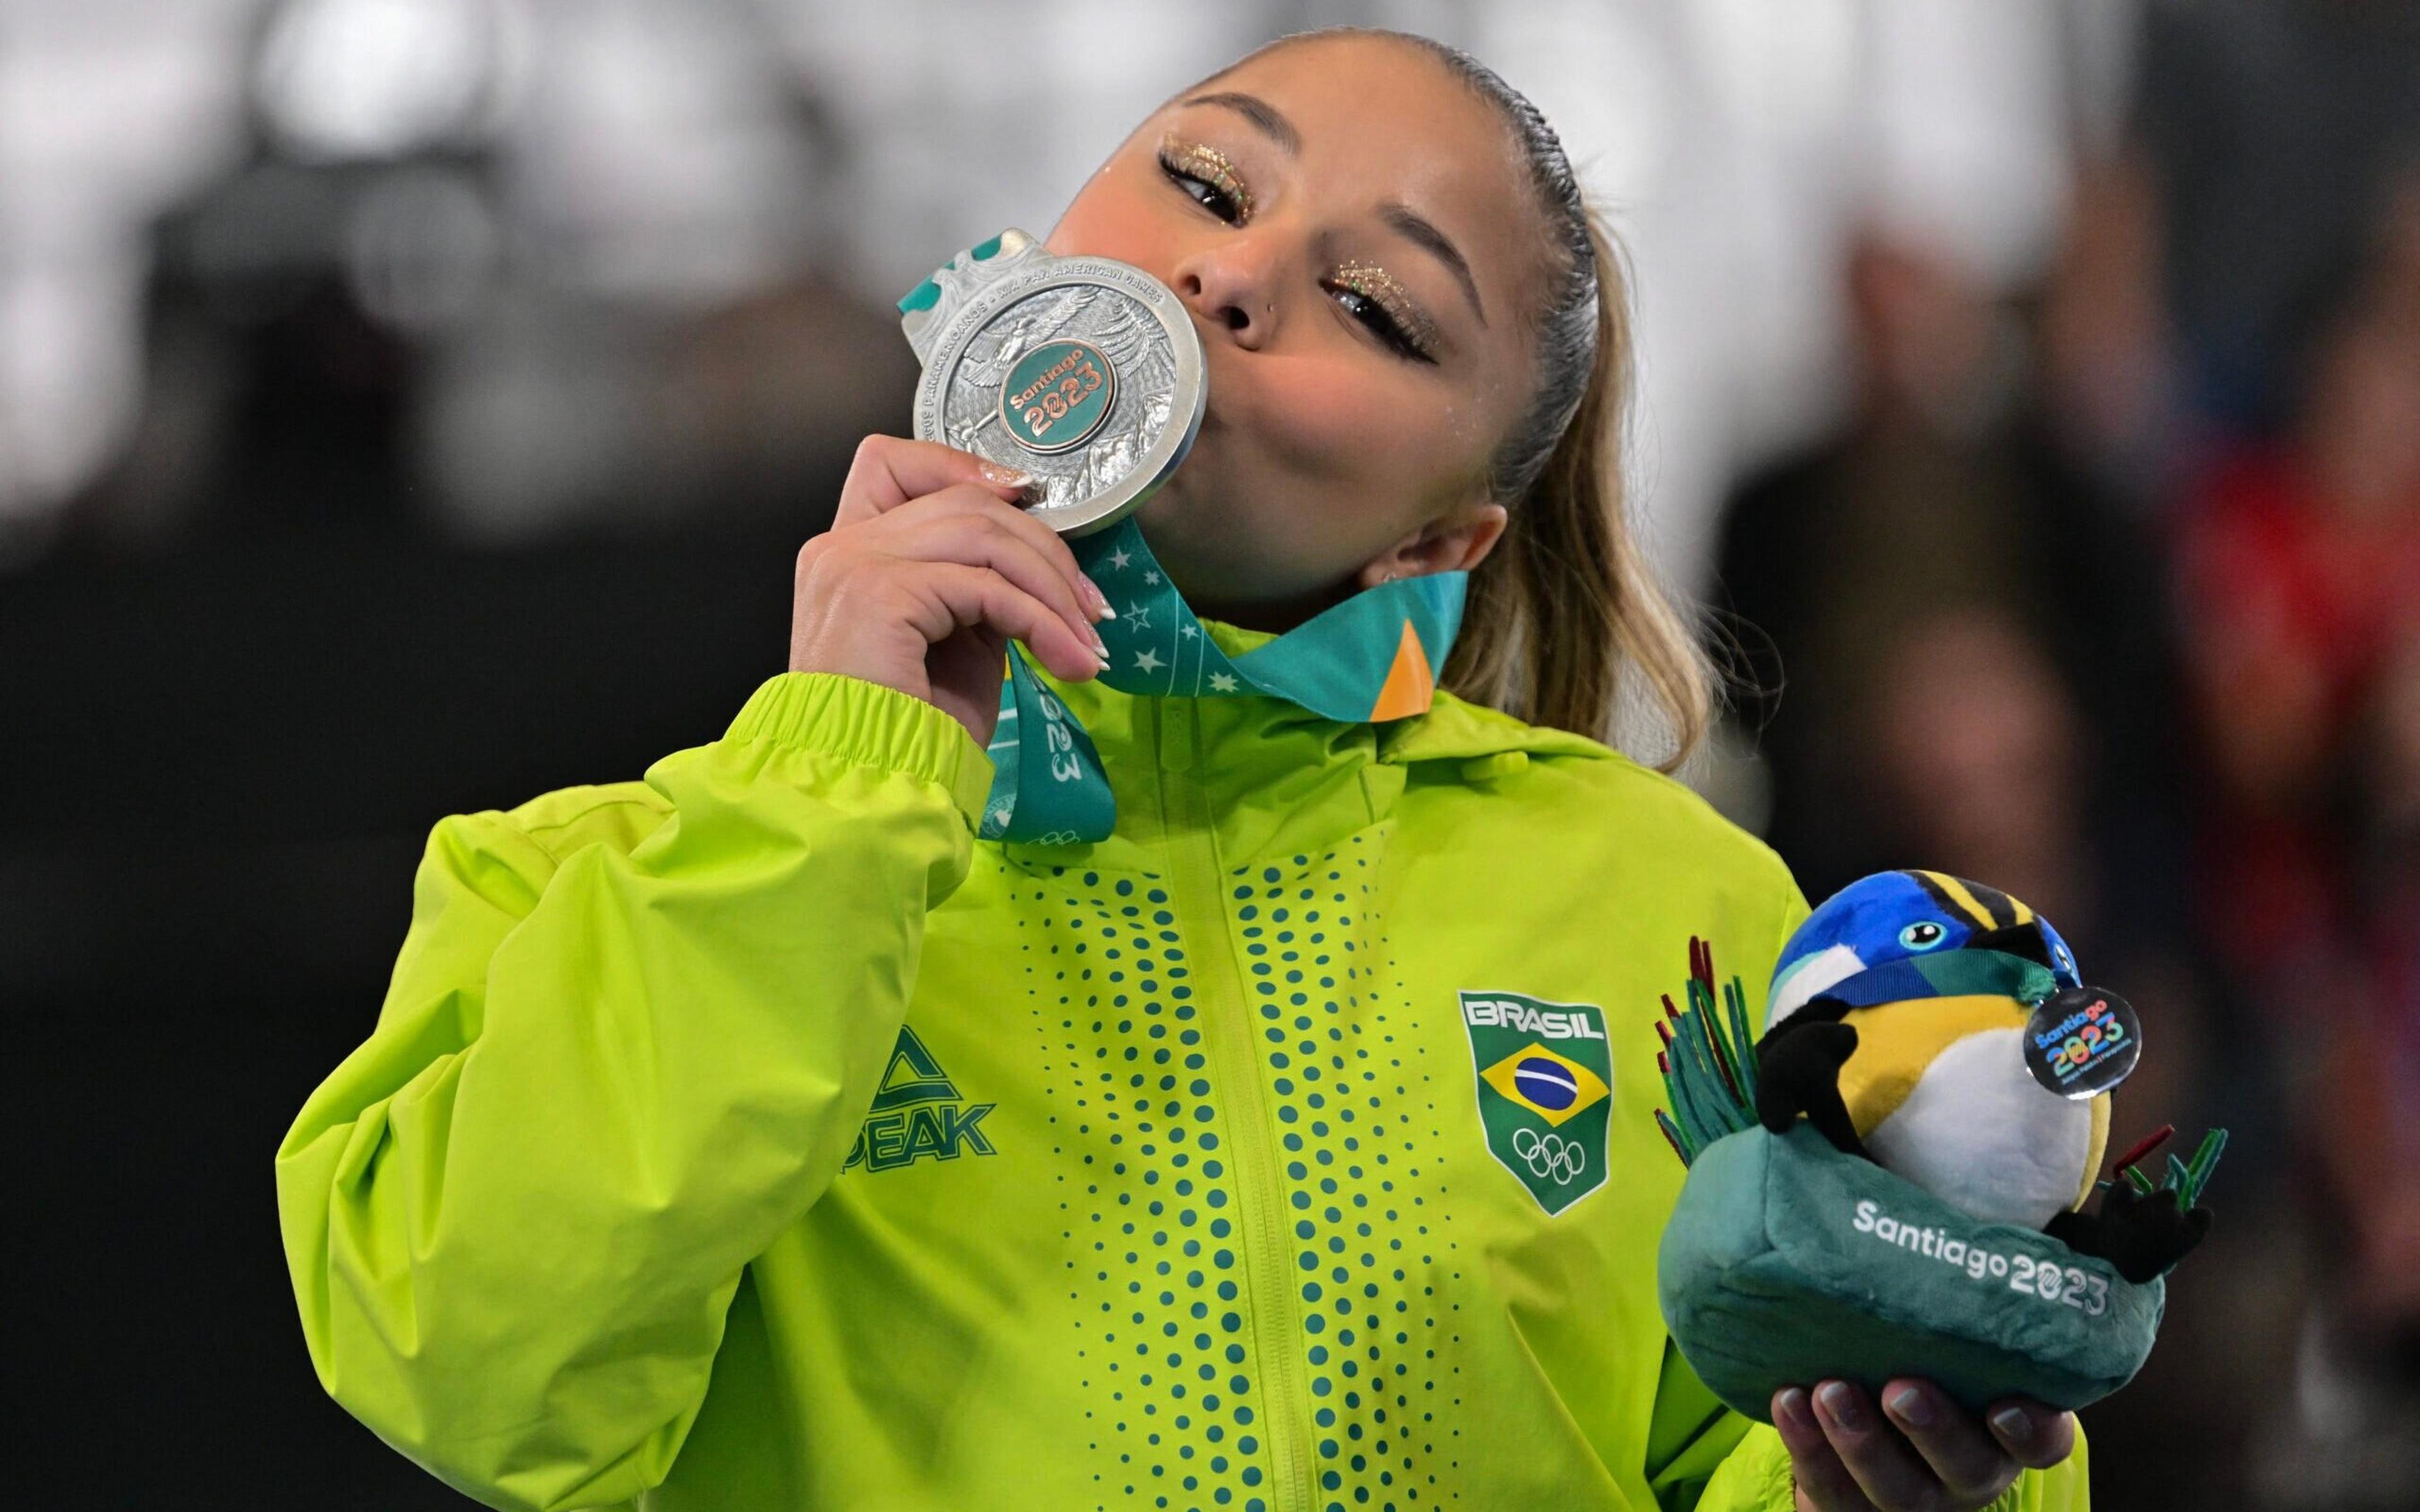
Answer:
982;515;1467;844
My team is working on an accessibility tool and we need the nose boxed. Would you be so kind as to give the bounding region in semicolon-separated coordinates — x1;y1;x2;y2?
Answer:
1170;232;1287;351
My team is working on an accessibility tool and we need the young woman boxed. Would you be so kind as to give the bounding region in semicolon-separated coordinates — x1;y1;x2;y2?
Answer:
277;29;2087;1512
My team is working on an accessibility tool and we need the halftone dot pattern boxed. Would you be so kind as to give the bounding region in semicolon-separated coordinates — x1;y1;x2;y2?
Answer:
1006;831;1462;1512
1231;833;1462;1511
1017;861;1269;1512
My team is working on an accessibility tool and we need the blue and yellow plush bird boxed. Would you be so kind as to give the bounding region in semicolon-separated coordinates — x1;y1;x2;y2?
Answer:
1749;869;2213;1283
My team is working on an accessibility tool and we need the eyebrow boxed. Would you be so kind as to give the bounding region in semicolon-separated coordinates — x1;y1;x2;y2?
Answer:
1381;200;1487;327
1179;89;1487;329
1181;91;1301;156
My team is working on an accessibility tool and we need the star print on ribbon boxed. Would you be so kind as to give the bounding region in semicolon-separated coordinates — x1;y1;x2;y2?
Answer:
979;513;1467;843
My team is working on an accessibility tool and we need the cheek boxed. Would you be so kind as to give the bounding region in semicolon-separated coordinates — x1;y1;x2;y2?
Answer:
1235;350;1468;493
1047;167;1170;268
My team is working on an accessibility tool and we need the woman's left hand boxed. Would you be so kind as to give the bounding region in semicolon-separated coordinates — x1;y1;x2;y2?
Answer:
1772;1378;2074;1512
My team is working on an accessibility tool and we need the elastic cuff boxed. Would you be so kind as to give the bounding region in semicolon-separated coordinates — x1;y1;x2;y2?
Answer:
1730;1423;1799;1511
725;672;996;832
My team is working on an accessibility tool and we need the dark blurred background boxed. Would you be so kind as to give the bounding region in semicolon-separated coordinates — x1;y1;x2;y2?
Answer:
5;1;2415;1507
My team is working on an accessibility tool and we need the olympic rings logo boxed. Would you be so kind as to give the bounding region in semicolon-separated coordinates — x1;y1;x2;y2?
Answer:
1511;1126;1586;1184
985;823;1086;846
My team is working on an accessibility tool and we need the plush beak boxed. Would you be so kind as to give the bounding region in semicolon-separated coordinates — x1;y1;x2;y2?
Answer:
1964;920;2054;970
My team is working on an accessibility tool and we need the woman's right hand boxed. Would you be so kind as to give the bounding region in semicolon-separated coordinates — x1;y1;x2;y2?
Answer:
790;436;1115;749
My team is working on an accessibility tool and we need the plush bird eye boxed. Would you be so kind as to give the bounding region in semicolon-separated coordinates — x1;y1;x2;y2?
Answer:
1899;921;1947;950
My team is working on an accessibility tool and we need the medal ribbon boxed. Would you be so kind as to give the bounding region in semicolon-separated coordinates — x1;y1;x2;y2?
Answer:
979;515;1466;843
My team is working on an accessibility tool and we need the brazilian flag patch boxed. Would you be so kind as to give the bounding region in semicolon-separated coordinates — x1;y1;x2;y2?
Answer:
1460;990;1613;1215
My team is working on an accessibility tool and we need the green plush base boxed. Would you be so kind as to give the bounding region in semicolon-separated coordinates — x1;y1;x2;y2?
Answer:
1657;1123;2165;1423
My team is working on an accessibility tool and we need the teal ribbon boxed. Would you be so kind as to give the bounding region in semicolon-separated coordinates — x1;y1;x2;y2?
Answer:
980;515;1466;843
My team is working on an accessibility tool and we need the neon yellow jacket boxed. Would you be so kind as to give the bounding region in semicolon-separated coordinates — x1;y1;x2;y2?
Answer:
276;616;2090;1511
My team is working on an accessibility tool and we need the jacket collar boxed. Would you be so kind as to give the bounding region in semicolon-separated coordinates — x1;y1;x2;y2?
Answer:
1034;616;1610;765
1201;616;1608;765
1015;614;1613;863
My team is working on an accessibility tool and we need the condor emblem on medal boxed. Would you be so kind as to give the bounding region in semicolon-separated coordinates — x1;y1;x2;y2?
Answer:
1460;990;1613;1215
898;227;1207;537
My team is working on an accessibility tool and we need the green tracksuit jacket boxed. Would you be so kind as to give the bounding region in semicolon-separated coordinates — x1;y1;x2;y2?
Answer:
276;615;2091;1512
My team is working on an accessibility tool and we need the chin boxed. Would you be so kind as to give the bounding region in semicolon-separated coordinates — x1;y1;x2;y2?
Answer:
1131;493;1242;605
1127;484;1187;551
1136;471;1208;541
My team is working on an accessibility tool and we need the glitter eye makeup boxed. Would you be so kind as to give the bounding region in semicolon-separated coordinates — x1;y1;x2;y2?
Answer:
1153;129;1444;364
1156;134;1253;222
1330;260;1441;361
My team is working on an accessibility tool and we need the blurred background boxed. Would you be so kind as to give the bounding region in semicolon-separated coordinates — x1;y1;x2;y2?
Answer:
4;1;2414;1506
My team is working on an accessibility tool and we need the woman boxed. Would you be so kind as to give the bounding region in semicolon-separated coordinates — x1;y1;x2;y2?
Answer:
276;29;2086;1512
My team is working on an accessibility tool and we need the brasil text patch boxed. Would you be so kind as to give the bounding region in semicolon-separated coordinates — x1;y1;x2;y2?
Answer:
1460;990;1612;1215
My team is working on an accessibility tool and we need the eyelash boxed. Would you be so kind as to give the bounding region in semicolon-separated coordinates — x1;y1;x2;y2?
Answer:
1158;140;1253;223
1327;266;1436;364
1155;142;1438;365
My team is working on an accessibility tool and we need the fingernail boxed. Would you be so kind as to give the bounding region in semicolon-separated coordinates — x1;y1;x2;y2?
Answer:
1774;1387;1812;1434
1990;1407;2034;1447
1080;573;1115;620
1088;627;1111;659
1884;1385;1933;1429
977;459;1035;490
1817;1382;1867;1432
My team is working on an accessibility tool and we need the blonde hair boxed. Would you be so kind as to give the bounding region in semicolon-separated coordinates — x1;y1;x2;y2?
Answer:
1243;30;1717;767
1445;214;1714;767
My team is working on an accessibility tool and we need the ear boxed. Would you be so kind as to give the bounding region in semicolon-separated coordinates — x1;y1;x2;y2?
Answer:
1356;501;1509;590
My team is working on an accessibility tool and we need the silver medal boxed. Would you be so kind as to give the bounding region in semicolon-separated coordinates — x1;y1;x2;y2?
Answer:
900;228;1206;537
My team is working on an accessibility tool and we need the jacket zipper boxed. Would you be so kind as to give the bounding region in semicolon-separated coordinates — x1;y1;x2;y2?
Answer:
1152;696;1317;1512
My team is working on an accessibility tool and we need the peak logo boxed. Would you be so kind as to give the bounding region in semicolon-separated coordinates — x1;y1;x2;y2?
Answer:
1459;990;1612;1215
841;1026;998;1173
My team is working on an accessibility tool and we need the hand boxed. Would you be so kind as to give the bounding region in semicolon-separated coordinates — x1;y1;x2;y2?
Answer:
790;436;1115;748
1773;1378;2075;1512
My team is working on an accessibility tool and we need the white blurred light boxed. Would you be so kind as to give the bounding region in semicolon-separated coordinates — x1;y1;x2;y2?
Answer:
502;0;817;304
766;0;1262;302
1686;0;1860;152
254;0;495;163
0;252;145;522
1471;1;1676;209
0;1;255;529
1860;0;2069;287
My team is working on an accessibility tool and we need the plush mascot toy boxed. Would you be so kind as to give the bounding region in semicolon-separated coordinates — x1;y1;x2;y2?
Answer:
1754;869;2212;1281
1652;869;2225;1422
